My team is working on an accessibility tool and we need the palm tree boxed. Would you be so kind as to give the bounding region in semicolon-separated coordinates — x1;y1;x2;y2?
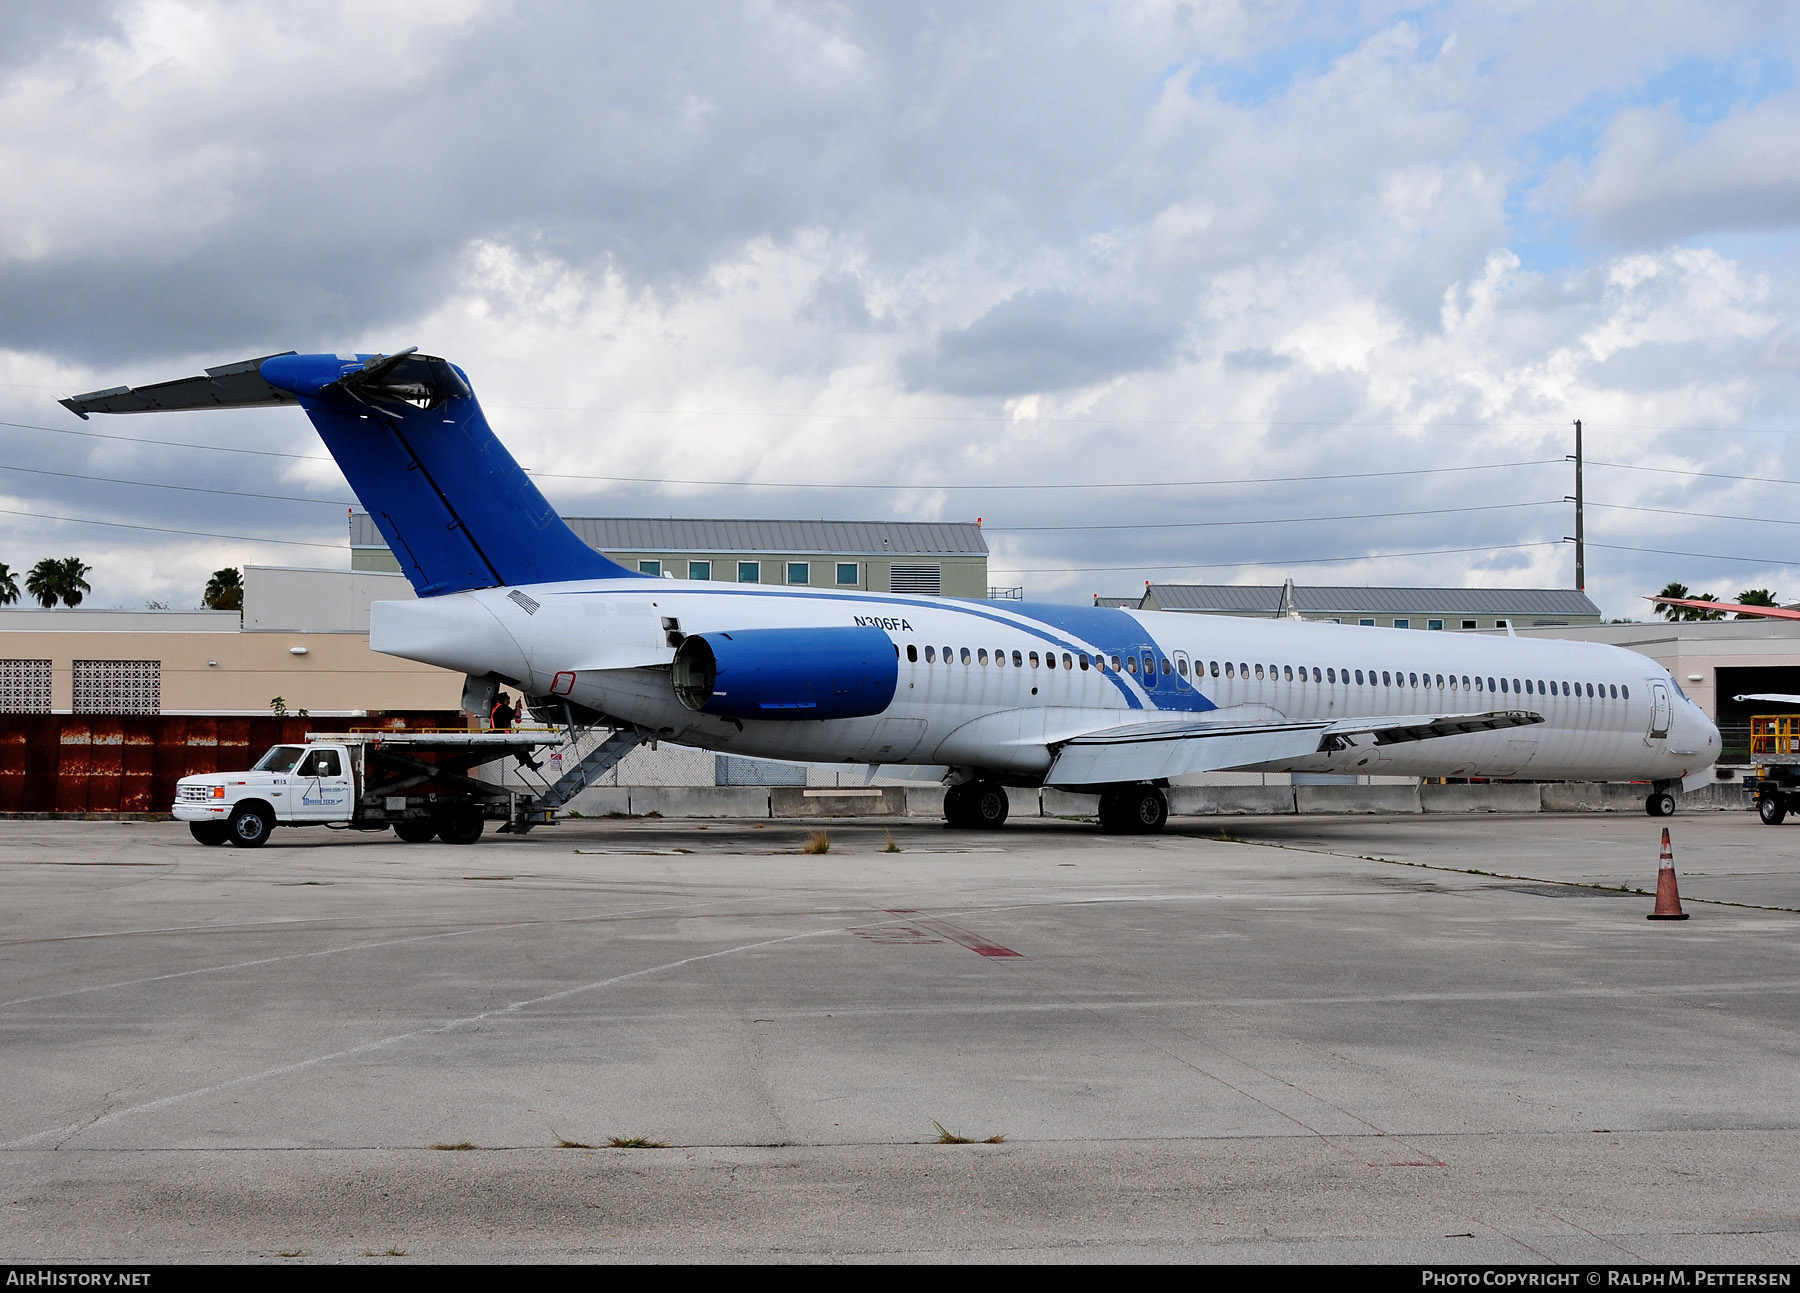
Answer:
1736;588;1779;619
0;562;17;606
1655;582;1690;622
56;557;91;608
24;557;92;608
24;558;61;608
203;567;243;611
1690;593;1726;622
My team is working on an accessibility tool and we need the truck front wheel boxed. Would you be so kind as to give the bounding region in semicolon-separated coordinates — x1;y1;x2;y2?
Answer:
393;820;438;843
189;821;231;847
228;803;273;848
434;804;485;845
1758;794;1788;826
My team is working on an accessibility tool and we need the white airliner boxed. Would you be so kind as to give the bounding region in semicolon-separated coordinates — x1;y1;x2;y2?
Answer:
62;350;1721;831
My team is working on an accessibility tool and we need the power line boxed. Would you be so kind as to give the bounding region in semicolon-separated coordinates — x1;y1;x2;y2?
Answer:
0;506;346;549
1588;500;1800;527
1586;459;1800;487
991;541;1562;575
1583;540;1800;568
0;419;333;462
0;460;355;507
985;501;1558;531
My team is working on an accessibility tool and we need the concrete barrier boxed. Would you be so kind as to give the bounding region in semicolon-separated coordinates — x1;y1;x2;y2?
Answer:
905;786;947;818
1295;783;1421;815
630;786;772;818
1167;785;1297;816
772;786;906;818
1540;782;1647;813
1420;783;1541;814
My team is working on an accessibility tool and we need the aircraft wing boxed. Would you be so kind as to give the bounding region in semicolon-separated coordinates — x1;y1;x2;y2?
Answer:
1648;595;1800;621
1044;710;1542;786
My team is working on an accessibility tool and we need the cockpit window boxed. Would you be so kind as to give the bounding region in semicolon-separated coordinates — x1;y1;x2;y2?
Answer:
1666;673;1690;700
252;745;305;774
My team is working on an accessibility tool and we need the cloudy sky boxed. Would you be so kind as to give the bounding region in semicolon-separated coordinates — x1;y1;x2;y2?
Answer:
4;0;1800;617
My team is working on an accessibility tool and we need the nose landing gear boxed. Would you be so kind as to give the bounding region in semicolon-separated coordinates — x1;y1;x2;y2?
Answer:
1644;788;1678;817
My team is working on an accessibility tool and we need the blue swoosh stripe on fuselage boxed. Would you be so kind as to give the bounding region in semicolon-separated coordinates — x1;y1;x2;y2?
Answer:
547;585;1217;714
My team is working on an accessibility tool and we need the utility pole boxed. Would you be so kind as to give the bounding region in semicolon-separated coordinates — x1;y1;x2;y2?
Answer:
1565;418;1585;592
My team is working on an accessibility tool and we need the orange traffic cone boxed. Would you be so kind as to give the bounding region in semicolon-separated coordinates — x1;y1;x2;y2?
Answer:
1647;827;1689;921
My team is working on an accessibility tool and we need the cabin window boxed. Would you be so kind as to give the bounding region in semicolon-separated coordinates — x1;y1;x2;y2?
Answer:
906;644;918;663
1407;672;1416;687
1079;655;1090;670
1028;651;1040;667
1449;675;1458;689
1062;652;1074;670
1210;660;1220;677
1225;662;1235;678
1435;674;1445;688
1012;650;1023;667
1326;668;1336;683
1046;652;1057;670
1462;675;1471;690
1562;681;1571;695
977;649;989;665
1621;685;1629;699
1381;671;1391;685
1499;678;1508;693
1126;655;1138;674
1252;663;1263;679
1353;669;1363;684
1475;676;1484;691
1160;657;1171;675
1488;677;1497;692
924;645;936;663
959;647;971;664
1310;667;1319;682
1513;679;1522;694
1142;653;1154;675
1586;682;1595;697
1281;665;1292;681
1609;684;1618;698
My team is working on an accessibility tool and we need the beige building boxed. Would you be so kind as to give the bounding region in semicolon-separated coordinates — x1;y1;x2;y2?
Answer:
0;568;459;716
351;513;991;599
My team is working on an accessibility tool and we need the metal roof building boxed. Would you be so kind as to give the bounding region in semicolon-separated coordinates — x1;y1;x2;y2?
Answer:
1139;584;1602;629
350;513;989;598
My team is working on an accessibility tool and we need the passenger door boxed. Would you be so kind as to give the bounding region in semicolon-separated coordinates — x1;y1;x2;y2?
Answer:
292;746;353;821
1648;683;1671;741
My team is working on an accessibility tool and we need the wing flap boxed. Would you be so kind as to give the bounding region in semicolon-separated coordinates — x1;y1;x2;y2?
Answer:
1045;709;1542;786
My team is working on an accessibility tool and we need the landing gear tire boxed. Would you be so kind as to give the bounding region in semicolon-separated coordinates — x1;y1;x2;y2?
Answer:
434;804;485;845
1128;786;1169;834
1758;794;1788;826
394;820;438;843
228;804;272;848
1099;785;1168;834
945;782;1008;829
969;784;1009;830
1645;790;1677;818
188;821;231;847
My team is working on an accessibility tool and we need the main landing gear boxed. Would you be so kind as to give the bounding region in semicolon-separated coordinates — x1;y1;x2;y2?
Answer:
1098;784;1168;835
943;781;1010;830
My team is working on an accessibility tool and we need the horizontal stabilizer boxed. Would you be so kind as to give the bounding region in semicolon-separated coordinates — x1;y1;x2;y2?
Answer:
1046;709;1541;786
60;353;300;418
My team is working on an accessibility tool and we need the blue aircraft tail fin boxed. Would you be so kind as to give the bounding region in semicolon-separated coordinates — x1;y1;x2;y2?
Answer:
63;350;641;596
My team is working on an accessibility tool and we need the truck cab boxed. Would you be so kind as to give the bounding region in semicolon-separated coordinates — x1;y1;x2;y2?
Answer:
174;742;358;846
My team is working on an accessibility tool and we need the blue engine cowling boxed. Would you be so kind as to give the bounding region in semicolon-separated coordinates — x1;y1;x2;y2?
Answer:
671;626;898;721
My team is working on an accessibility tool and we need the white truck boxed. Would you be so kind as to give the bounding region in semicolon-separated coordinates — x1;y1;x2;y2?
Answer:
172;730;566;847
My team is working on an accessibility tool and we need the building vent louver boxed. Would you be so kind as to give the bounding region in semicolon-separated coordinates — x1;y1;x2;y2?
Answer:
888;563;943;596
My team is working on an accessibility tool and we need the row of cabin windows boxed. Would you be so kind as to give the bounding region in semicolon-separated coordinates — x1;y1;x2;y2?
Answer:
898;642;1630;701
1196;658;1627;700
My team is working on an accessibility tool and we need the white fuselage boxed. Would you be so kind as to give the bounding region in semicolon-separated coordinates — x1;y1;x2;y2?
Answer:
371;577;1720;785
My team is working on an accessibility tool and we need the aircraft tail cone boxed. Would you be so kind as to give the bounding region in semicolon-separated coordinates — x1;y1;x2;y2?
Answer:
1647;827;1690;921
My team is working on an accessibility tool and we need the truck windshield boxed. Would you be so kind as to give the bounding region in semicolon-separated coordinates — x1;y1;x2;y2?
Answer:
252;745;306;773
